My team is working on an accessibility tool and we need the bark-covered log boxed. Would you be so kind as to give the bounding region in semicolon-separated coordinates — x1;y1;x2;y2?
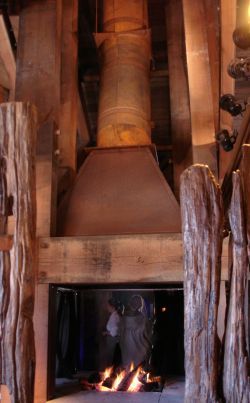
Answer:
223;171;250;403
0;103;37;403
180;164;223;402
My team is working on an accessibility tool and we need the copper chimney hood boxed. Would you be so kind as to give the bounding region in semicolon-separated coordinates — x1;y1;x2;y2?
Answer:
62;0;181;236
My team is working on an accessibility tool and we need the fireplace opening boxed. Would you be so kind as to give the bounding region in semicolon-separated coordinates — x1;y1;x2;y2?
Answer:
47;284;184;399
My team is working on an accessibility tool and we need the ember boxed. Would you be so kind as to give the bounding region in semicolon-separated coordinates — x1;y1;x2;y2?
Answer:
81;364;162;393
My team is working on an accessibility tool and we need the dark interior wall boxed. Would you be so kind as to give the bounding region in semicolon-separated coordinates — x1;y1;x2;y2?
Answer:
53;286;184;378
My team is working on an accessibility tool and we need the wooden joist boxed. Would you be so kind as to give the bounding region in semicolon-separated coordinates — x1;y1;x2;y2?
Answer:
37;233;229;284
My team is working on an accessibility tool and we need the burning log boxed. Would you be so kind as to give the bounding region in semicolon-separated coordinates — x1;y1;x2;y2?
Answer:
223;171;250;402
180;164;223;402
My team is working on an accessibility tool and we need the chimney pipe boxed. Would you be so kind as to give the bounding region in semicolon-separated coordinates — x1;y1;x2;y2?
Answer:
97;0;151;147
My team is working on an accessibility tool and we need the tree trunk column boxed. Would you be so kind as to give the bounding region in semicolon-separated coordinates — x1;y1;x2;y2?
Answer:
180;164;223;402
0;102;37;403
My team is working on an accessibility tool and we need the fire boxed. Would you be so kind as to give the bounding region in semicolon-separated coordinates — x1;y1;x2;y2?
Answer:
112;370;126;391
96;384;111;392
129;362;134;372
127;367;143;392
103;366;113;381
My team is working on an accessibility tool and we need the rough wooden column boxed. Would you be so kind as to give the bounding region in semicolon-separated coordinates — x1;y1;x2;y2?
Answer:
165;0;192;199
182;0;218;176
0;102;37;403
180;164;223;402
15;2;62;401
223;171;250;402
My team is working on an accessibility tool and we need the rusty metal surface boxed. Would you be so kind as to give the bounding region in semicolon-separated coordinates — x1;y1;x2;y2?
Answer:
62;147;181;236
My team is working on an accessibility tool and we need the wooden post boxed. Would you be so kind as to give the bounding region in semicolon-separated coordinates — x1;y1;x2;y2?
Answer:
180;164;223;402
165;0;192;199
0;102;37;403
182;0;218;176
223;171;250;402
59;0;78;170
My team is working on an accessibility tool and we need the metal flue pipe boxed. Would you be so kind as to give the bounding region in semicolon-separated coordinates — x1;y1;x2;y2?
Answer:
97;0;151;147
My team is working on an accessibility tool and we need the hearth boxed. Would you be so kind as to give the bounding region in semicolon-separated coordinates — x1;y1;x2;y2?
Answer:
47;284;184;400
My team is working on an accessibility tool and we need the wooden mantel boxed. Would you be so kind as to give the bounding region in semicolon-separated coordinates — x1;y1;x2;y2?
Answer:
38;233;229;284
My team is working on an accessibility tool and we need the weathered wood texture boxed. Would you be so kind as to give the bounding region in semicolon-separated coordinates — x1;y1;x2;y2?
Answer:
59;0;78;170
182;0;218;177
37;233;229;284
0;103;37;403
223;171;250;402
165;0;192;199
180;165;223;402
242;145;250;259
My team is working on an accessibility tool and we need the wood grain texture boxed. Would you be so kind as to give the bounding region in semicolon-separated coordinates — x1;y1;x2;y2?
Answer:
59;0;78;170
182;0;218;177
180;164;223;402
0;102;37;403
223;171;250;402
165;0;192;199
37;233;229;283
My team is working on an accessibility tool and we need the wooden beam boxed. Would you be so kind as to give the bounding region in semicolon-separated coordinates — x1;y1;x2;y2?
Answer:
15;0;61;126
0;15;16;96
219;0;236;182
0;102;37;403
37;233;229;284
180;164;223;402
15;3;62;402
223;171;250;401
77;90;91;146
59;0;78;170
165;0;192;199
182;0;218;176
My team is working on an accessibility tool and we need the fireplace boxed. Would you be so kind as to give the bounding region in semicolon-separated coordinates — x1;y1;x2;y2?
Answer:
47;284;184;400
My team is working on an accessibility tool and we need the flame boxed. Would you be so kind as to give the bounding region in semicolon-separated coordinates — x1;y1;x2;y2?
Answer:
96;384;111;392
112;370;126;391
129;362;134;372
103;366;113;381
127;368;143;392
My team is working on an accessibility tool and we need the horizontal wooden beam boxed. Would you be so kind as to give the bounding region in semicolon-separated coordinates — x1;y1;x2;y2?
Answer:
38;233;229;284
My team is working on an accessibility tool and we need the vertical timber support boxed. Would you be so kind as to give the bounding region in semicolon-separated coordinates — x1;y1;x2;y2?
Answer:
165;0;192;200
182;0;218;177
223;171;250;402
0;102;37;403
180;164;223;402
